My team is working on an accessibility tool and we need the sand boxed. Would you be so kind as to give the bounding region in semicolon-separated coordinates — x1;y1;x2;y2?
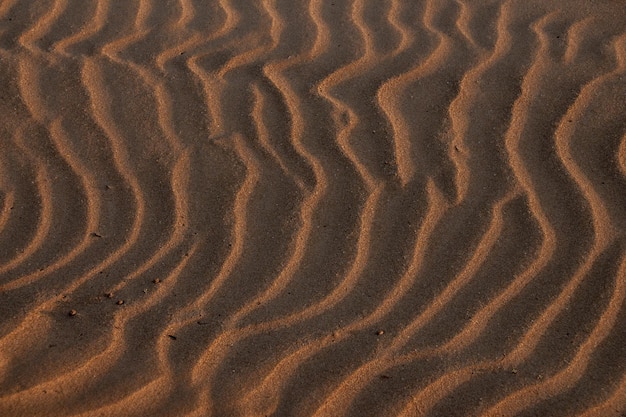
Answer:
1;0;626;416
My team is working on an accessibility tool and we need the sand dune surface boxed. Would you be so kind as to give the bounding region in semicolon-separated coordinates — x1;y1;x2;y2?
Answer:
1;1;626;416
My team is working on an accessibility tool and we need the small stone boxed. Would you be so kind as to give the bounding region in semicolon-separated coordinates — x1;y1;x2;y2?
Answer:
376;330;384;336
152;278;161;284
68;309;77;317
116;300;124;305
105;292;113;298
511;369;518;374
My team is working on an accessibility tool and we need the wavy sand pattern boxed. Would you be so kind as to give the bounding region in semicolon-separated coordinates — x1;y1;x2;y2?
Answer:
1;1;626;416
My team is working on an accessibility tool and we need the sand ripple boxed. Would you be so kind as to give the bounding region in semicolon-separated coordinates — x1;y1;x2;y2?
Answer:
1;1;626;416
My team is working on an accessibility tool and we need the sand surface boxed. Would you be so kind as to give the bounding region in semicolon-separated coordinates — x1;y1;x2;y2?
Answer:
1;1;626;416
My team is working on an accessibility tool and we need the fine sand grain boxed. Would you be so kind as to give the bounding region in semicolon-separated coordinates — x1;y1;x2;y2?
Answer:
1;1;626;416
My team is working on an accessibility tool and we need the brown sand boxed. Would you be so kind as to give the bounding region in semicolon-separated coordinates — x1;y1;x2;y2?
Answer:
1;1;626;416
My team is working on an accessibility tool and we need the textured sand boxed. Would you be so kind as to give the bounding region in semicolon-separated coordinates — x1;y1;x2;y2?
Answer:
1;1;626;416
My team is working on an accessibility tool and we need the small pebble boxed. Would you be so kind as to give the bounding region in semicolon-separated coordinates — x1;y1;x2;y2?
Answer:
152;278;161;284
68;309;77;317
105;292;113;298
376;330;384;336
116;300;124;305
